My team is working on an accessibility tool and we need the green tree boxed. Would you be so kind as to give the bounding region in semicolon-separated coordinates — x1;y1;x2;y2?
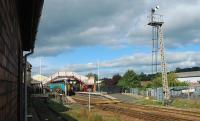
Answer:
111;74;122;85
86;73;98;81
175;67;181;72
117;70;140;90
152;72;188;88
152;73;162;88
138;72;146;81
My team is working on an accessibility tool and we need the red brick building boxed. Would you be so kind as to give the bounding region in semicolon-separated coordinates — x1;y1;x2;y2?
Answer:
0;1;43;121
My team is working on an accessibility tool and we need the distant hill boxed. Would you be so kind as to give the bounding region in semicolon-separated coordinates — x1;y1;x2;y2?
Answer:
175;67;200;73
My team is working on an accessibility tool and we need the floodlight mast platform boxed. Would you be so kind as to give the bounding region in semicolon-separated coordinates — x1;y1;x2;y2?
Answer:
148;7;170;103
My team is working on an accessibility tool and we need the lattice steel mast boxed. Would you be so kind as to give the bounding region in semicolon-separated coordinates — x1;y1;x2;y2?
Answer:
148;6;170;103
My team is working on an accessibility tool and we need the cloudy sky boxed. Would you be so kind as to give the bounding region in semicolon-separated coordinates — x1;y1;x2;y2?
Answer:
29;0;200;77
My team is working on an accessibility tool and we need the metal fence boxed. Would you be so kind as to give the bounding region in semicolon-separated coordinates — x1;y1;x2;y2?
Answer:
129;86;200;101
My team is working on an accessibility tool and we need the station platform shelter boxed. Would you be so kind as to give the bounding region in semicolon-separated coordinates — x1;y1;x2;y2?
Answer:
45;72;95;95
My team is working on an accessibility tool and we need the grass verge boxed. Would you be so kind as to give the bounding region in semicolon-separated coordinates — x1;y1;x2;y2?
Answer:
47;99;121;121
171;98;200;109
135;98;163;106
135;97;200;110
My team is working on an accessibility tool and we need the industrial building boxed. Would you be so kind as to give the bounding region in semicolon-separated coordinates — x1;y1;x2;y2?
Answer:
176;71;200;84
31;75;48;94
0;1;44;121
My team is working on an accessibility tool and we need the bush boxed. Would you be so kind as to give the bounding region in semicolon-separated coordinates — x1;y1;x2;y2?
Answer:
49;93;55;98
92;114;103;121
48;100;68;112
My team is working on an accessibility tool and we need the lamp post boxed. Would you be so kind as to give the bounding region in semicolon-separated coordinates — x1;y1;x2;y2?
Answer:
65;80;70;104
73;81;76;92
64;80;67;96
88;88;91;112
97;60;100;92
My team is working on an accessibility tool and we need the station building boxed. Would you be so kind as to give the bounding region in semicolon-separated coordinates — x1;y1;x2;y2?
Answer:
45;71;95;95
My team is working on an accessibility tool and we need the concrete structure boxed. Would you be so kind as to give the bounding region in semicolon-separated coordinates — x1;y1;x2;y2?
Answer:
26;61;32;87
30;80;42;94
0;1;43;121
176;71;200;84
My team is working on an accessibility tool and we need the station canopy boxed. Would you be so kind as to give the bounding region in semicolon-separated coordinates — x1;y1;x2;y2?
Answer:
45;71;94;85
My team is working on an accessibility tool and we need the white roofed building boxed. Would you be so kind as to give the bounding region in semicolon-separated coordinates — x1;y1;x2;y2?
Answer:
176;71;200;84
32;74;48;84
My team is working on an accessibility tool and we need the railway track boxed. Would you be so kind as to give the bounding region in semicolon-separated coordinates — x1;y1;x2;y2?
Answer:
97;104;200;121
116;103;200;119
72;95;200;121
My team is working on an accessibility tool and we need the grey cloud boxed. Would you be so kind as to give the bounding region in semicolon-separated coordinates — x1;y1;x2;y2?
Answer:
80;25;116;36
33;0;200;59
61;51;200;76
35;0;148;57
128;0;200;48
31;51;200;77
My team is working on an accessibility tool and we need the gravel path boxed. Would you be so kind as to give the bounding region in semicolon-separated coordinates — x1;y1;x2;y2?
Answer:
108;93;138;103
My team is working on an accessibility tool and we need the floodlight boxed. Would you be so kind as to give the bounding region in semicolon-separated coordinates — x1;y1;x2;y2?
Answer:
156;6;159;10
151;8;156;13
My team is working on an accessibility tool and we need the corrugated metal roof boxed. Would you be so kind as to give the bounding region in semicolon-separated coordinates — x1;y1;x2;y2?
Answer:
175;71;200;78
